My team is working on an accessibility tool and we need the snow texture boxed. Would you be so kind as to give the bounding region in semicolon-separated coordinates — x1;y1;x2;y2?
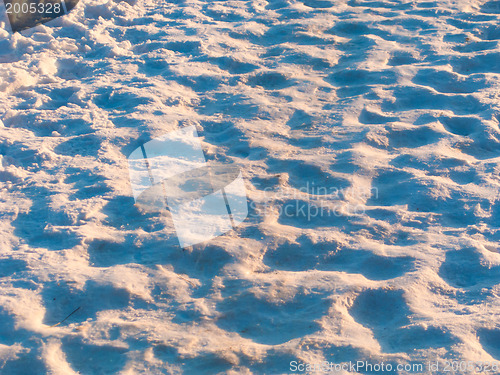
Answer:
1;0;500;373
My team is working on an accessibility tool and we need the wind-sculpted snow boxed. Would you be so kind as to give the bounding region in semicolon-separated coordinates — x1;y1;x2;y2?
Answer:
1;0;500;373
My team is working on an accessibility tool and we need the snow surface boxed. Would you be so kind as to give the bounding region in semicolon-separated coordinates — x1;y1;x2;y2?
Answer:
1;0;500;373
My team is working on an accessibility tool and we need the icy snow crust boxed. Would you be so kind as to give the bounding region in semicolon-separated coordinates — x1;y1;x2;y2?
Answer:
1;0;500;373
